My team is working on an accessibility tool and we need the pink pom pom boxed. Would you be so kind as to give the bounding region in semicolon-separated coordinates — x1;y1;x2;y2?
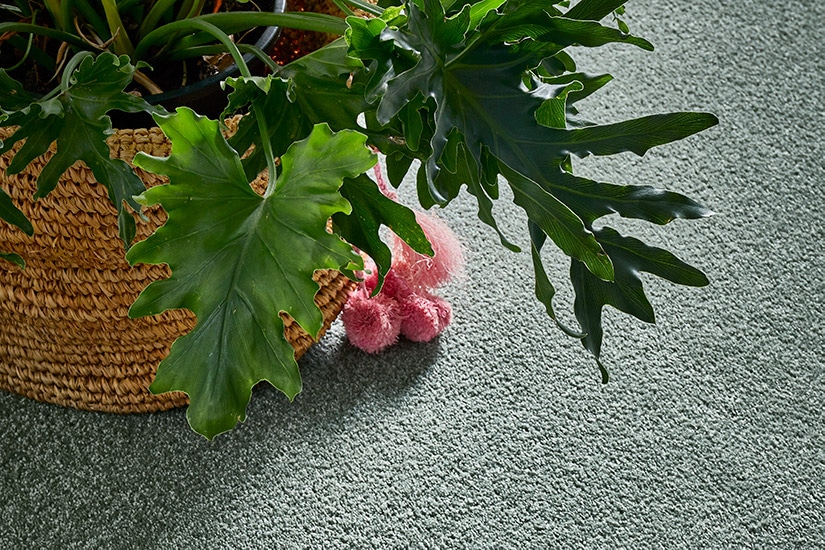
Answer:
379;268;411;299
399;292;453;343
358;262;411;299
430;293;453;329
341;290;401;353
361;268;379;295
343;181;461;352
393;212;464;291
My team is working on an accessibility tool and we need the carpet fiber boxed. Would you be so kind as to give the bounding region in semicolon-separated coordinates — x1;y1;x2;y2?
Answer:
1;1;822;548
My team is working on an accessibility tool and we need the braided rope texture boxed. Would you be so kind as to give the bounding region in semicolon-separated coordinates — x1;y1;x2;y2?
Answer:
0;124;354;414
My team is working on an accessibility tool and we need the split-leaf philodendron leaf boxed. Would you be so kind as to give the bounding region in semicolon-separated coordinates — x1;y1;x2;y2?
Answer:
344;0;718;378
0;0;720;437
223;66;433;292
0;52;155;251
333;173;433;293
127;113;371;438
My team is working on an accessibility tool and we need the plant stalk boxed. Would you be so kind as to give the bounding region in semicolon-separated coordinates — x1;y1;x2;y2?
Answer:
100;0;134;56
134;12;348;61
135;19;251;76
138;0;179;41
254;101;278;197
71;0;110;40
0;22;88;50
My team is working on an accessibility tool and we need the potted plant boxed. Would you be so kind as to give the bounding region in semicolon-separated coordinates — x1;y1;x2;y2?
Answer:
0;0;719;438
0;0;368;423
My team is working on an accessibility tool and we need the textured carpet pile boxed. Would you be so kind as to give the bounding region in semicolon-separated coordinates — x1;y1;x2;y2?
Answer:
1;0;822;548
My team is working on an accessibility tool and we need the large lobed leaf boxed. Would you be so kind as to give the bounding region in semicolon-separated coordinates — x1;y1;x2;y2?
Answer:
0;52;156;249
224;60;433;291
345;0;718;377
571;227;710;382
333;173;433;292
127;113;372;438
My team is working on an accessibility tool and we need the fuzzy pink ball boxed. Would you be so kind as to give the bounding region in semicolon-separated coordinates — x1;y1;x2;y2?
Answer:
378;268;411;298
393;212;464;291
359;264;411;299
341;291;401;353
399;292;453;343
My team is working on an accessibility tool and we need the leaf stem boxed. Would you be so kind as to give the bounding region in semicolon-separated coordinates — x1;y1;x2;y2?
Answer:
71;0;110;40
333;0;383;17
195;12;349;36
42;0;69;32
164;43;279;74
134;12;347;63
138;0;179;41
0;22;88;50
5;25;35;71
180;0;208;20
253;100;278;197
59;50;93;91
467;0;506;29
135;19;251;77
100;0;135;56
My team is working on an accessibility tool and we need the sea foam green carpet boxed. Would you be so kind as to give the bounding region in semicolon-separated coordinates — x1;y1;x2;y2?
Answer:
1;0;822;548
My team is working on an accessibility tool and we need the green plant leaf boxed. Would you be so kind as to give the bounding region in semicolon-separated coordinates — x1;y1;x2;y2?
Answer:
439;137;521;252
529;220;585;338
0;186;33;235
548;72;614;109
484;12;653;53
468;0;507;28
100;0;135;56
0;251;25;268
127;113;371;439
0;187;31;266
222;47;436;293
0;52;156;249
503;162;614;280
571;226;710;378
225;41;374;179
346;0;718;375
0;75;35;266
545;169;713;226
564;0;629;21
352;1;696;203
557;112;719;158
333;173;432;293
0;69;35;111
352;0;711;270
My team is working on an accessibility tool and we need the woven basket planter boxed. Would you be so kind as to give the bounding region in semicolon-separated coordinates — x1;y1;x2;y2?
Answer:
0;124;354;413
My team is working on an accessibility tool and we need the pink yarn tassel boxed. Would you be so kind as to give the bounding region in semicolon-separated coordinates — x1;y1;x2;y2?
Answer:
342;162;463;353
393;211;464;291
341;288;401;354
398;292;453;342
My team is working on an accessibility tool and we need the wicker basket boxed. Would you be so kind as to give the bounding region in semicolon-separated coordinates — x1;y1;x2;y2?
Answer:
0;124;354;413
